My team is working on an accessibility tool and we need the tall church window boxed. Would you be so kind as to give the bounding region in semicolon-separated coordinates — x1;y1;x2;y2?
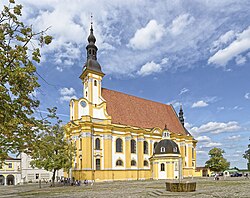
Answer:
79;138;82;150
131;139;136;153
144;141;148;154
96;159;100;170
116;138;123;152
116;159;123;166
160;163;165;171
95;138;100;150
80;157;82;169
192;147;194;159
94;80;97;86
185;145;187;157
144;160;149;166
131;160;136;166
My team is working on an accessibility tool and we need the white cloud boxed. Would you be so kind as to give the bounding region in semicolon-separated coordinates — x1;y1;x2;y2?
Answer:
235;55;247;65
137;61;162;76
179;88;189;95
59;87;77;103
167;100;181;109
245;93;250;99
217;106;225;111
59;87;76;96
128;20;165;50
59;95;77;103
210;30;235;53
196;150;206;154
161;57;169;65
233;106;243;110
169;13;195;36
196;136;211;142
227;135;241;140
200;142;222;148
192;100;208;108
208;26;250;66
190;121;241;134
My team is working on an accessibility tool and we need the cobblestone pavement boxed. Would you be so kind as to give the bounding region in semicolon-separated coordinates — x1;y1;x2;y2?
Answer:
0;177;249;198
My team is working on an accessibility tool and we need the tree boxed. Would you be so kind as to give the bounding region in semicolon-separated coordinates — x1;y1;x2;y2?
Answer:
30;108;75;186
243;138;250;170
0;0;52;162
205;147;230;172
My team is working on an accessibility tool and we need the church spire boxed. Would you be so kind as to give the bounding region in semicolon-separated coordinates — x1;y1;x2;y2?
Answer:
179;105;184;126
80;15;104;76
86;15;98;60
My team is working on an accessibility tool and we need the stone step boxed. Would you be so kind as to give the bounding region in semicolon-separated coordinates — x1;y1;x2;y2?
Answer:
148;190;164;197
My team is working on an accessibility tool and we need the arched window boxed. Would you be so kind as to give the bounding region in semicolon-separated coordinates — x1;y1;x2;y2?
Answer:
160;147;165;153
173;147;177;153
94;80;97;86
192;162;195;167
95;138;100;150
116;159;123;166
160;163;165;171
79;138;82;150
131;139;136;153
131;160;136;166
144;160;149;166
144;141;148;154
116;138;123;152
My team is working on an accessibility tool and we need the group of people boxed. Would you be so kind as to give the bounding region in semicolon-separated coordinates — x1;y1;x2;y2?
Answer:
59;177;94;186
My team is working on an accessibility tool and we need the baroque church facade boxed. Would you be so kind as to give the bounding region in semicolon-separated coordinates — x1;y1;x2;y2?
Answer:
66;24;197;182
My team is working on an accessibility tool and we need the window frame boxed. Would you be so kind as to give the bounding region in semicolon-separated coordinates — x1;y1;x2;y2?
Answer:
131;139;136;154
160;163;165;171
143;141;148;154
116;138;123;153
131;160;136;166
95;138;101;150
116;159;123;166
96;159;101;170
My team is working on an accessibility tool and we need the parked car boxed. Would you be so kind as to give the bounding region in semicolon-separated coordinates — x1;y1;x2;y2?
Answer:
230;172;242;177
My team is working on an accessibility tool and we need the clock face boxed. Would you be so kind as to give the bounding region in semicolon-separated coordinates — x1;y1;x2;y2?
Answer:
80;101;87;108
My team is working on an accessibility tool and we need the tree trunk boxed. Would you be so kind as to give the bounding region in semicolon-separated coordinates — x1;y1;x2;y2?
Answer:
52;169;56;187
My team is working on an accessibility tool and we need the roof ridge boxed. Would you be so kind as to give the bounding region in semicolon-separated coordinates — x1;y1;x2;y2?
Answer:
102;87;171;107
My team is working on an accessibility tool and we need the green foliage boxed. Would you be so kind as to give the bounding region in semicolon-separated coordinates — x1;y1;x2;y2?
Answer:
0;0;52;162
243;139;250;170
205;147;230;172
30;108;75;185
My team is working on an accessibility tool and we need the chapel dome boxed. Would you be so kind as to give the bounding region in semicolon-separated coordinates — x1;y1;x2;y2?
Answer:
153;139;180;155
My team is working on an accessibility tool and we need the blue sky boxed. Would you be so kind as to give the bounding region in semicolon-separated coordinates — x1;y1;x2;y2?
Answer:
2;0;250;169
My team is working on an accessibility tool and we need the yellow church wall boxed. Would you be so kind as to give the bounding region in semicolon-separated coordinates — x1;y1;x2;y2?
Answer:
66;113;198;182
72;170;152;182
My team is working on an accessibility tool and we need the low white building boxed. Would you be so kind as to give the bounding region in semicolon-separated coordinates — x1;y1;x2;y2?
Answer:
19;153;63;183
0;157;21;185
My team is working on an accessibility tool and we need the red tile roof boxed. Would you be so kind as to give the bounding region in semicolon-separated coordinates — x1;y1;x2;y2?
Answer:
102;88;187;135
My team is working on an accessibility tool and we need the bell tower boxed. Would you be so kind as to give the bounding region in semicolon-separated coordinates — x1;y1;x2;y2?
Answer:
80;19;105;105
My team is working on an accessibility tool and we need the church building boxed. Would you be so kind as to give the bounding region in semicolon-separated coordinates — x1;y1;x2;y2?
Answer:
66;24;197;182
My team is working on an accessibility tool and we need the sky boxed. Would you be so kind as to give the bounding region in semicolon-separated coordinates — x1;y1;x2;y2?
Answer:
1;0;250;169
